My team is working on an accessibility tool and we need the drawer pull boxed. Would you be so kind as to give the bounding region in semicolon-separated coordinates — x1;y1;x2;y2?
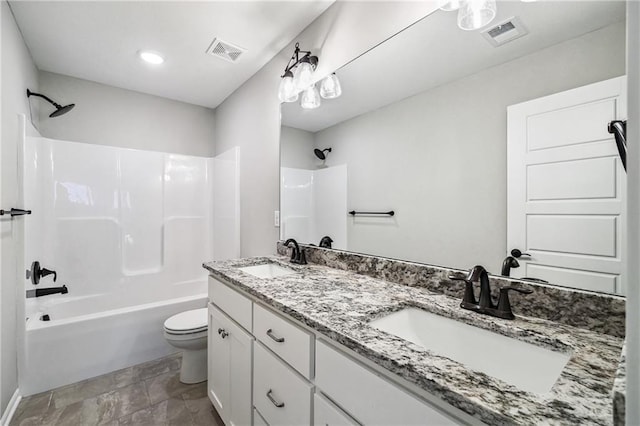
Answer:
266;328;285;343
266;389;285;408
218;328;229;339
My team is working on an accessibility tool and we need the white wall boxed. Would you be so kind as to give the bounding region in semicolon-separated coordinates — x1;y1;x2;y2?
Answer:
0;0;39;414
311;23;625;272
215;1;439;257
37;71;216;157
280;126;315;170
626;2;639;424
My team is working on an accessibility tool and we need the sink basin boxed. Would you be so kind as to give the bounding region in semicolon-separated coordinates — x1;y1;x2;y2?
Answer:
370;308;571;394
238;263;297;279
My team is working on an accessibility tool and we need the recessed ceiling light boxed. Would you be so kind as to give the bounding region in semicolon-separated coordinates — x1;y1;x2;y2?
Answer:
138;50;164;65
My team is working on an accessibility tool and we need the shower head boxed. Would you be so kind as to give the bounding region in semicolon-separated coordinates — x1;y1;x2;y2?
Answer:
27;89;75;118
49;103;75;118
314;147;332;160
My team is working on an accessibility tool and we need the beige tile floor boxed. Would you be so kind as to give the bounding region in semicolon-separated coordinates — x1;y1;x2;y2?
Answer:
10;353;224;426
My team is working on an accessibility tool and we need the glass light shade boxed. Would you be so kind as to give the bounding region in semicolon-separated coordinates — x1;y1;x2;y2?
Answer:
457;0;496;30
319;73;342;99
300;85;321;109
439;0;461;11
278;74;298;103
293;61;314;91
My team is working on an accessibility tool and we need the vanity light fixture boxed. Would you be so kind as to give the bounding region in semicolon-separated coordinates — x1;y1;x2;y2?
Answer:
319;73;342;99
138;50;164;65
440;0;497;31
458;0;497;30
278;43;318;103
439;0;462;11
301;84;321;109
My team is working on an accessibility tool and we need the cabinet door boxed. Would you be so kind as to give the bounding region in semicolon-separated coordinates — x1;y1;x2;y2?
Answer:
209;303;231;420
209;303;254;426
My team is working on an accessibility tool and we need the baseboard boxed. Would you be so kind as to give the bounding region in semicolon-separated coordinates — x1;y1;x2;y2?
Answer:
0;389;21;426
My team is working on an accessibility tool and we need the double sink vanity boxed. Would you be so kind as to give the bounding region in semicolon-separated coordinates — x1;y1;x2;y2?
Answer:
203;243;625;425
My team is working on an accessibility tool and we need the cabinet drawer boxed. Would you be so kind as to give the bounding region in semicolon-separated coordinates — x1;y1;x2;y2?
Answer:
253;303;313;379
315;340;459;425
209;276;252;332
314;392;359;426
254;343;313;426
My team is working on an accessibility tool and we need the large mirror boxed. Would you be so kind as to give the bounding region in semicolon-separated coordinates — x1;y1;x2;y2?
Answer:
280;1;627;295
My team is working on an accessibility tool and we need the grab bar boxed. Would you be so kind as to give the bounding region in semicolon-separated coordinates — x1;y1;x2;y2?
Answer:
349;210;395;216
0;208;31;217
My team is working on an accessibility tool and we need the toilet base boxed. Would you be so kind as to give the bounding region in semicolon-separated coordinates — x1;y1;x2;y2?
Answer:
180;348;207;384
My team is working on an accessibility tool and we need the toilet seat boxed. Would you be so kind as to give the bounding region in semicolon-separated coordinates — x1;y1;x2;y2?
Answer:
164;308;208;335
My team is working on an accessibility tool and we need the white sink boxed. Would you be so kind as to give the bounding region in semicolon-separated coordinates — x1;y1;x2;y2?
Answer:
238;263;297;279
370;308;571;394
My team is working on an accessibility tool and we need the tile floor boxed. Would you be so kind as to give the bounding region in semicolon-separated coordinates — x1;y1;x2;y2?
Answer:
10;353;224;426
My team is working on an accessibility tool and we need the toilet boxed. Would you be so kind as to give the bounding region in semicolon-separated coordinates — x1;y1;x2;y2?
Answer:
164;308;208;384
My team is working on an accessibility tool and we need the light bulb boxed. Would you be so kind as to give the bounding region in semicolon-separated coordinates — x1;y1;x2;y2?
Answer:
300;85;321;109
457;0;496;31
320;73;342;99
278;72;298;103
293;61;314;91
439;0;462;11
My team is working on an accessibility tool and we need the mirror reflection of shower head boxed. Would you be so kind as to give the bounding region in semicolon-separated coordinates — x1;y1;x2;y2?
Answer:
314;147;332;160
26;89;75;118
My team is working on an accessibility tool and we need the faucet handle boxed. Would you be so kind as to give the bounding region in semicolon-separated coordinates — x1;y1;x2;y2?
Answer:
496;286;533;319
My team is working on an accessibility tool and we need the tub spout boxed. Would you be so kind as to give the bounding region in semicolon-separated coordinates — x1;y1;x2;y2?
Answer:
26;285;68;298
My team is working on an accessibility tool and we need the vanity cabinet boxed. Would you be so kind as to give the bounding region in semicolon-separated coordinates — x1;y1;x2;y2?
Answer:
208;275;464;426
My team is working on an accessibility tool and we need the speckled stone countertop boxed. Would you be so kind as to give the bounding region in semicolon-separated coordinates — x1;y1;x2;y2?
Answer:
203;256;624;425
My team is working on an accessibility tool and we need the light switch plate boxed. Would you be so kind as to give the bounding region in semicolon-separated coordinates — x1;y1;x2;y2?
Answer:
274;210;280;227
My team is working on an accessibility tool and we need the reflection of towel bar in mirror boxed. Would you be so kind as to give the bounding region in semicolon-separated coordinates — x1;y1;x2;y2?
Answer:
349;210;394;216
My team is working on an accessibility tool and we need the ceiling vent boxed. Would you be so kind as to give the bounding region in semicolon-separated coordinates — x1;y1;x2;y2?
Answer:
206;38;246;63
481;17;528;47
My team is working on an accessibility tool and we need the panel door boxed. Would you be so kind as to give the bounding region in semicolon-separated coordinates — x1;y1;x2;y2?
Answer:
507;76;627;294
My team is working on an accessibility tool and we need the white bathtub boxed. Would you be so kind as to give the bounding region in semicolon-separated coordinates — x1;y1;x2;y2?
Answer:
20;280;207;396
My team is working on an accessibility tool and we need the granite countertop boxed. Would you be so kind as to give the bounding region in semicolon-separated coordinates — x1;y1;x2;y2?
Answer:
203;256;624;425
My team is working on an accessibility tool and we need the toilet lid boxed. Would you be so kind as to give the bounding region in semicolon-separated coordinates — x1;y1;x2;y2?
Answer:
164;308;208;333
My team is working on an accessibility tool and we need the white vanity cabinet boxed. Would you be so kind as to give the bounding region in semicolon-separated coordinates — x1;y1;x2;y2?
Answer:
208;275;466;426
208;277;254;426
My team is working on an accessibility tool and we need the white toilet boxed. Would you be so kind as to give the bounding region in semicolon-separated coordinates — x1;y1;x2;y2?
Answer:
164;308;208;384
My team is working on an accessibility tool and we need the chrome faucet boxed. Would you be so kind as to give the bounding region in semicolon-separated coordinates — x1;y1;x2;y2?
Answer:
449;265;532;320
284;238;307;265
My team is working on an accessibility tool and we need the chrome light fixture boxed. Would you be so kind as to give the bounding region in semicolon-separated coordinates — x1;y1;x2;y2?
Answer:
319;73;342;99
457;0;497;30
278;43;318;103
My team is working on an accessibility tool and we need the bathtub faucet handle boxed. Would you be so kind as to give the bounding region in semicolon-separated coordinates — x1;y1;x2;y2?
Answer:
26;261;57;285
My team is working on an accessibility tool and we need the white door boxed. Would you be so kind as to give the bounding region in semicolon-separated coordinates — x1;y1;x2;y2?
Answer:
507;76;626;295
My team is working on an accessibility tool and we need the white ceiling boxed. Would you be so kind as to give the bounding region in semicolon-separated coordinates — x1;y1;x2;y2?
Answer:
9;0;334;109
282;0;625;132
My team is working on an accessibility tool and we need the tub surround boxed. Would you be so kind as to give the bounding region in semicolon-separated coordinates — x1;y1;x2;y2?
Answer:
203;255;624;425
277;242;625;338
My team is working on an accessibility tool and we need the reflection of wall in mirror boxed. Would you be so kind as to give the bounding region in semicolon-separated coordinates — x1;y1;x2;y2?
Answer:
280;166;347;249
308;23;625;272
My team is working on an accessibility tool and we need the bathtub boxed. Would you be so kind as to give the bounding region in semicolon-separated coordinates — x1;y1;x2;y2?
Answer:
20;280;207;396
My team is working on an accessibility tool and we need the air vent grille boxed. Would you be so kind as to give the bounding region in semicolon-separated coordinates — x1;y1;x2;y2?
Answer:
481;17;528;47
206;38;246;63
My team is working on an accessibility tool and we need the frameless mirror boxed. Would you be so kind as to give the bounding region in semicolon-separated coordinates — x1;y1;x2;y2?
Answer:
280;1;626;295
